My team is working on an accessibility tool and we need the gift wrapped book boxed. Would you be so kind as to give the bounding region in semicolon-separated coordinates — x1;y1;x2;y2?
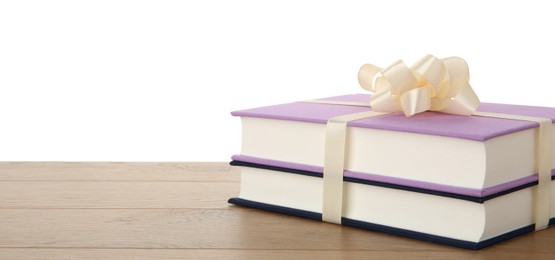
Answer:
227;55;554;250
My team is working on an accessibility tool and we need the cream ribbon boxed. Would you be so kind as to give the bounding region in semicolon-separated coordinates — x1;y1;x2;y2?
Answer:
307;55;553;231
358;55;481;117
322;111;387;224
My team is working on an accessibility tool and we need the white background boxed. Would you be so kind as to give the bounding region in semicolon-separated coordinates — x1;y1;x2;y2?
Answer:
0;0;553;161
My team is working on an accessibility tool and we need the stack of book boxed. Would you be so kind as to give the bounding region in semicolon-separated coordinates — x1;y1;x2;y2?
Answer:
228;93;555;249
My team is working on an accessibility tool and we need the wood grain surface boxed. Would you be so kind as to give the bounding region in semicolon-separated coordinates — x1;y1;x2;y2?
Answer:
0;162;553;259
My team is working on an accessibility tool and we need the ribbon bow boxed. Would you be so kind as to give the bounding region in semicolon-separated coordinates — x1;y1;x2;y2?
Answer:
358;55;480;117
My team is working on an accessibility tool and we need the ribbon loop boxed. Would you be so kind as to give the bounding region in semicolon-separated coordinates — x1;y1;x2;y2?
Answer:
358;64;382;92
410;54;446;96
359;55;480;117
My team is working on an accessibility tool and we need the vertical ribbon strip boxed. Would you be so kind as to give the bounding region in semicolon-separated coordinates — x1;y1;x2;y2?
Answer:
322;111;387;224
474;112;553;231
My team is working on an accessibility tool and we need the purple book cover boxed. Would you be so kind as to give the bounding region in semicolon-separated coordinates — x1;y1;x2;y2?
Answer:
232;94;555;141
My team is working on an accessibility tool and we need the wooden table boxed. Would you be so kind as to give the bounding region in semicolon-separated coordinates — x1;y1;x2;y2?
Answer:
0;162;553;259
